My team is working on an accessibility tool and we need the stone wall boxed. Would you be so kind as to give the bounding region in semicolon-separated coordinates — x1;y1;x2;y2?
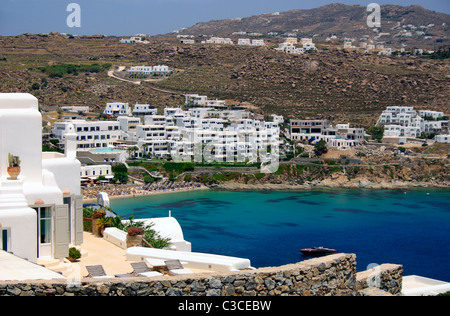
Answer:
0;253;403;296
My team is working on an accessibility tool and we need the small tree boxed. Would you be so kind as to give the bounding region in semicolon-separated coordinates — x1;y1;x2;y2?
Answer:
368;125;385;143
314;140;328;157
127;146;140;159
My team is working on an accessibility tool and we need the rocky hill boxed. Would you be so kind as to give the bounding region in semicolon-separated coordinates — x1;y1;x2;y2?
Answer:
174;3;450;48
0;33;448;128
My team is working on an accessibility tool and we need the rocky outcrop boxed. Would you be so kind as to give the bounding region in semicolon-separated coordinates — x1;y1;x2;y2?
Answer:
188;161;449;190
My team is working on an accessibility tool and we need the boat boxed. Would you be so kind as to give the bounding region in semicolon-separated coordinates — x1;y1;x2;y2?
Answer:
300;247;339;256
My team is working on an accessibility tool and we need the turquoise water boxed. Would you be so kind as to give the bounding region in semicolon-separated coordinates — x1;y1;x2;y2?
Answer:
110;188;450;282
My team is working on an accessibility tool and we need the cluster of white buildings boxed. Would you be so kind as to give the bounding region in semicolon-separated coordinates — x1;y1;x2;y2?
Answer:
204;37;234;45
377;106;449;142
53;96;283;165
237;38;265;46
200;37;265;46
103;103;158;117
276;37;316;54
0;93;255;277
289;120;365;150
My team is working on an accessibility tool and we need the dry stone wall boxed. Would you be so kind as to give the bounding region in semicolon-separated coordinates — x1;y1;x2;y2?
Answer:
0;253;403;296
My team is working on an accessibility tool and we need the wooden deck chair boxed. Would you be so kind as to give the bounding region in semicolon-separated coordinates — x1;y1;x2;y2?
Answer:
131;262;163;277
164;260;194;275
86;265;112;279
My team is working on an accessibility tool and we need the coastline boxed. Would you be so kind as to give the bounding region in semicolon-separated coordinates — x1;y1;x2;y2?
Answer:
210;180;450;192
82;184;210;203
83;180;449;204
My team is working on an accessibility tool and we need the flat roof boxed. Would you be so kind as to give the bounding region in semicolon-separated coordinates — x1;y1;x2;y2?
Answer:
0;251;66;282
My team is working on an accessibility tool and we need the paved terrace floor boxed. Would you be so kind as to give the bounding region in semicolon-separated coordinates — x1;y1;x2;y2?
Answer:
39;232;210;279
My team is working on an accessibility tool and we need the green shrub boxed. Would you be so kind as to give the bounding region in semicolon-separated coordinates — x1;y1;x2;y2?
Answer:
37;63;111;78
112;216;171;249
162;162;195;174
68;247;81;260
112;164;128;173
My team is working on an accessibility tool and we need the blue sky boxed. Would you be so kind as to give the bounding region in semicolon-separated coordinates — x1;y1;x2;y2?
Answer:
0;0;449;36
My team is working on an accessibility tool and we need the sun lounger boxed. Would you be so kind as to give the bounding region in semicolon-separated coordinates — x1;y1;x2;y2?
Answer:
131;262;163;278
164;260;194;275
86;265;113;279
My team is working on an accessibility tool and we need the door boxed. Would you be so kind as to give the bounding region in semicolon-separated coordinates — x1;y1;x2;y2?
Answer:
34;207;53;258
54;205;69;259
74;195;84;245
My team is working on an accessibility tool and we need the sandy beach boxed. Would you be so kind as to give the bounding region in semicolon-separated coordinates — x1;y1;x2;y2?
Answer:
82;181;209;203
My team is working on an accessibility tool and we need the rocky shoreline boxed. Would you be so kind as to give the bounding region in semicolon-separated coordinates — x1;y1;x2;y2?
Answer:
189;162;449;192
210;179;449;192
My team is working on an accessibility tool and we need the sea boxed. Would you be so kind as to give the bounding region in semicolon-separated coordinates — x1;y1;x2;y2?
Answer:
110;188;450;282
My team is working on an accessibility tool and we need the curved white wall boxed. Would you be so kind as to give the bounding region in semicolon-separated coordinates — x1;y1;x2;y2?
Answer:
0;94;42;183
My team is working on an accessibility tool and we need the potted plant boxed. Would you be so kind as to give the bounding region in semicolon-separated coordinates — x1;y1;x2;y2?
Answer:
91;209;106;236
126;226;145;248
95;216;112;237
67;247;81;262
7;153;21;180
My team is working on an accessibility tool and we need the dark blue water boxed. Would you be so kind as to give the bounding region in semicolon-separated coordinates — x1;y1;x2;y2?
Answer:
110;188;450;282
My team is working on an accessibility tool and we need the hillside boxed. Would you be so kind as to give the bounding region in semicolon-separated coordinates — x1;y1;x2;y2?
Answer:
0;33;448;128
174;3;450;48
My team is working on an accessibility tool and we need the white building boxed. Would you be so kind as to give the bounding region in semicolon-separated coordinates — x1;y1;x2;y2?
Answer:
184;94;227;109
128;65;170;76
117;116;141;141
435;135;450;143
290;120;364;149
104;102;131;116
299;38;316;51
303;42;316;51
61;106;90;113
0;93;83;263
276;42;304;54
238;38;251;45
271;114;284;124
252;39;265;46
378;106;448;138
384;125;422;138
180;39;195;44
164;107;184;118
80;165;113;180
205;37;233;45
120;36;148;44
53;120;122;150
284;37;298;44
300;38;313;45
419;110;445;120
132;104;157;116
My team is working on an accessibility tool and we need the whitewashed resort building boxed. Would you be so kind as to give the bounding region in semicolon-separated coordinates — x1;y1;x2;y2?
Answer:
377;106;448;138
290;120;364;150
0;93;83;263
